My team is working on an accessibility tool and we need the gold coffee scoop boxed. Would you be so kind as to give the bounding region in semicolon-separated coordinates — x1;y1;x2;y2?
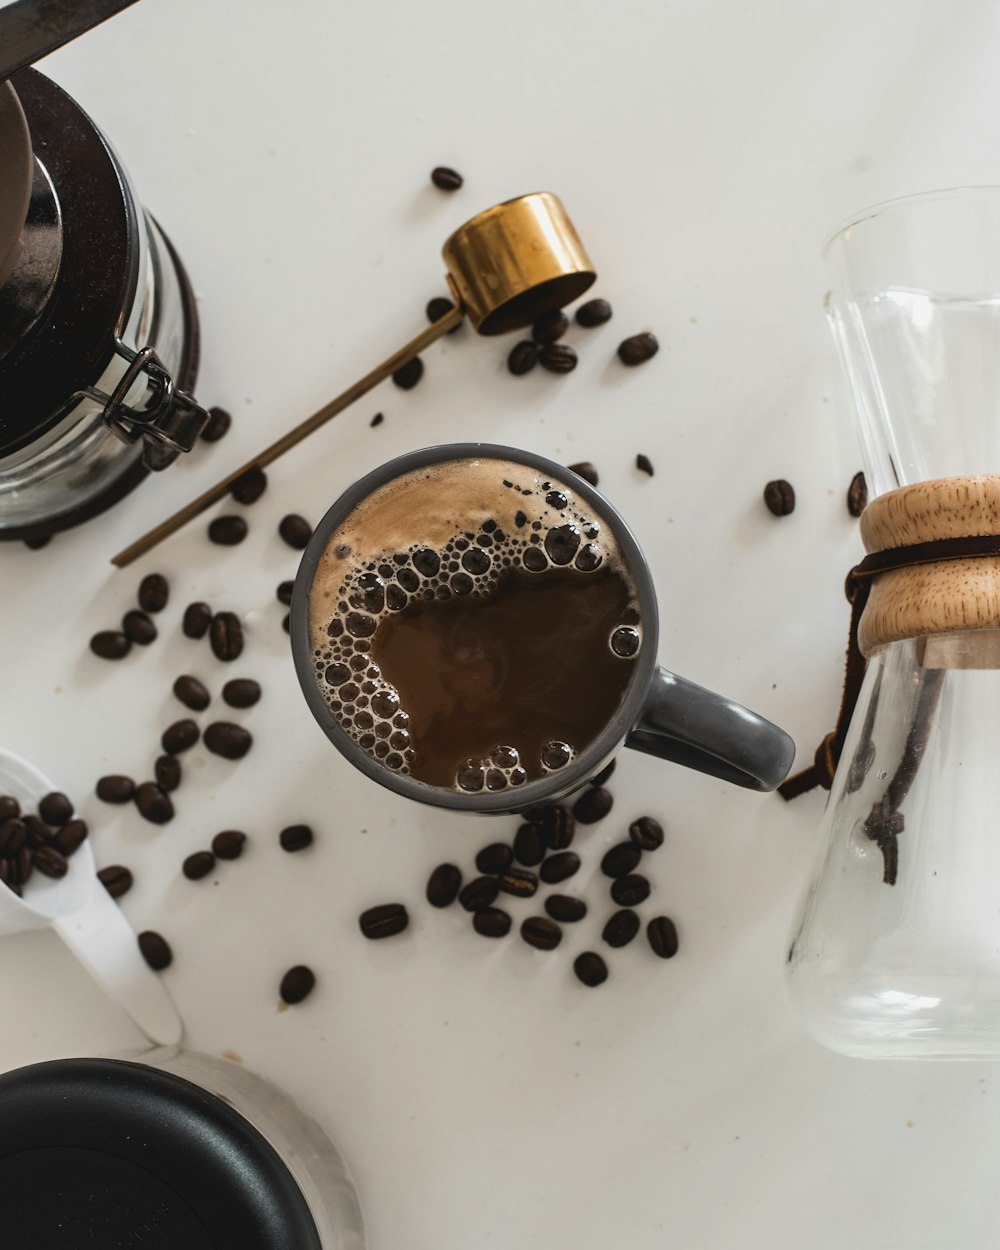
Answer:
112;191;595;566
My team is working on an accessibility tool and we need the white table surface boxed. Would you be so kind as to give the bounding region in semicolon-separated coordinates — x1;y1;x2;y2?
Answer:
4;2;1000;1246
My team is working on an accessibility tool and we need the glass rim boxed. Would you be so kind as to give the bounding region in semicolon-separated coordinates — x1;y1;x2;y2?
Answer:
822;185;1000;259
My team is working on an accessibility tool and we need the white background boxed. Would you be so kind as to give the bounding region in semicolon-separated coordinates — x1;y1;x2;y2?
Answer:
4;2;1000;1246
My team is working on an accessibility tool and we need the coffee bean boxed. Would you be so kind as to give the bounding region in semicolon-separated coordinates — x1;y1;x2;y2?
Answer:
573;951;608;987
98;865;133;899
573;787;613;825
544;894;587;923
155;755;181;792
210;611;244;661
543;806;575;849
647;915;679;959
222;678;261;708
590;759;616;786
183;850;215;880
53;819;87;857
90;630;131;660
276;580;294;606
359;902;409;938
278;514;312;549
618;332;659;366
200;406;231;442
32;844;68;878
430;165;463;190
601;841;642;878
568;461;599;487
282;613;290;634
496;868;538;899
475;842;514;875
539;343;577;374
426;862;462;908
369;412;384;427
603;908;640;948
611;873;651;907
392;356;424;390
763;479;795;516
0;796;20;822
847;471;868;518
208;515;248;546
38;791;73;827
24;534;50;550
279;824;313;852
458;875;499;912
122;609;157;645
512;823;546;867
212;830;247;860
138;572;169;613
473;907;511;938
575;298;613;328
280;965;316;1004
23;815;48;848
183;602;212;639
204;722;252;759
425;296;461;332
0;818;27;856
173;675;210;711
532;309;569;345
12;846;32;885
507;340;539;376
539;851;580;884
138;930;172;970
635;453;654;477
134;783;174;825
231;466;268;505
521;916;562;950
96;775;135;804
162;719;200;755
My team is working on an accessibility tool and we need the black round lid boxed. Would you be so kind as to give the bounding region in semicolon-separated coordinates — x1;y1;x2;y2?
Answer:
0;1058;324;1249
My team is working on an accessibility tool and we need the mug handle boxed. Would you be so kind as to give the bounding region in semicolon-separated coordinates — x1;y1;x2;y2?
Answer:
626;667;795;792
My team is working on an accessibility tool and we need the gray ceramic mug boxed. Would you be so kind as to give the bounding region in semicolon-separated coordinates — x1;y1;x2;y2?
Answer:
290;444;794;813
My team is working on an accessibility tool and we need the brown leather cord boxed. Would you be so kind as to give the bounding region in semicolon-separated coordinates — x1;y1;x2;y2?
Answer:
778;532;1000;801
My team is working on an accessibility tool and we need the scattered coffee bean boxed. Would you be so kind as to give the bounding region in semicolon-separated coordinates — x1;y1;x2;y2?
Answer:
138;572;169;613
38;792;73;827
278;514;312;549
647;915;679;959
507;340;539;376
539;851;580;884
430;165;463;191
208;515;248;546
162;719;200;755
138;930;172;970
635;453;654;477
521;916;562;950
0;796;20;822
573;951;608;987
12;847;32;886
154;755;181;793
282;613;290;634
544;894;587;923
618;332;659;366
276;580;294;606
573;787;613;824
512;823;546;866
53;819;87;857
497;868;538;899
212;830;247;860
763;479;795;516
359;902;409;938
528;804;574;848
280;965;316;1004
425;296;461;332
279;824;313;852
539;343;577;374
369;412;384;427
210;611;244;662
629;816;664;850
532;309;569;345
603;908;640;948
97;865;133;899
173;675;210;711
96;775;135;804
568;461;599;487
222;678;261;708
476;842;514;875
183;851;215;881
90;630;131;660
199;406;231;443
473;907;511;938
204;722;252;759
0;817;26;856
122;609;157;645
576;298;613;328
426;862;462;908
590;759;616;786
183;601;212;639
611;873;651;907
392;356;424;390
847;470;868;518
601;842;642;878
134;783;174;825
32;844;68;879
459;875;500;912
23;815;48;848
231;466;268;505
24;534;50;550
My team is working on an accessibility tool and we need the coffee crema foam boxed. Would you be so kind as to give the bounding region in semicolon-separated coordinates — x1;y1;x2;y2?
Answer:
308;458;642;792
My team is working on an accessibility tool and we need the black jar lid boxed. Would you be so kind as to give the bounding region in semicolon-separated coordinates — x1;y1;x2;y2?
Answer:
0;1058;324;1249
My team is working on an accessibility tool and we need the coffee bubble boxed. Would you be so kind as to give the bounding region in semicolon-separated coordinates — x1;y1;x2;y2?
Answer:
541;740;574;771
610;626;641;658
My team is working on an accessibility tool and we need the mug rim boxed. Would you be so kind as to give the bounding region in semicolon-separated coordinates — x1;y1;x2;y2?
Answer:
290;442;659;811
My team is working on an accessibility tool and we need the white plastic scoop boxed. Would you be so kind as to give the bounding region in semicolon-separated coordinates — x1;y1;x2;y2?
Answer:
0;748;183;1045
